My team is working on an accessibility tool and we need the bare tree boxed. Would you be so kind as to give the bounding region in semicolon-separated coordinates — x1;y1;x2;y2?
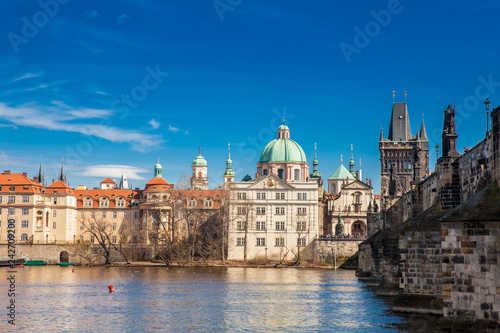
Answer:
292;214;310;265
78;216;130;265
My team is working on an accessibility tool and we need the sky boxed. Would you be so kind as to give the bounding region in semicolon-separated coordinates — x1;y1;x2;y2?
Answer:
1;0;499;193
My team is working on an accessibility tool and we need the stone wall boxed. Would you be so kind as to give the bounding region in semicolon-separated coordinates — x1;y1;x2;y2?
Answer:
459;137;493;202
441;221;500;321
314;239;361;266
366;212;382;237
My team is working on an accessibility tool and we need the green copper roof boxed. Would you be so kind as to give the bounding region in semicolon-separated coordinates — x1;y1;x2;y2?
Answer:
327;164;355;180
242;174;252;181
192;153;207;166
278;124;289;130
259;138;307;163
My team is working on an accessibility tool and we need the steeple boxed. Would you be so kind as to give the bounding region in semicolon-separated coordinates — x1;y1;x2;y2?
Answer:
309;143;322;180
277;119;290;139
191;147;208;190
37;156;45;186
119;171;129;189
349;144;355;176
379;123;384;141
224;143;235;187
420;118;428;141
154;158;163;178
59;158;68;184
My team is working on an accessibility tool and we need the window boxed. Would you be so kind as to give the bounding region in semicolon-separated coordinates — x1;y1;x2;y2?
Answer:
52;222;56;229
134;211;139;219
263;169;268;175
100;198;109;207
331;184;337;194
256;238;266;246
204;197;213;208
256;221;266;230
256;207;266;215
8;208;15;215
8;196;15;203
22;208;29;215
275;237;285;247
237;192;247;200
278;169;284;179
90;235;95;243
53;197;57;205
275;192;285;200
80;236;84;242
116;198;125;207
297;238;306;246
52;210;57;217
21;233;28;241
236;237;245;246
188;198;197;208
237;221;246;230
297;193;307;200
124;211;128;218
256;193;266;200
237;207;247;215
113;223;117;230
84;198;92;207
22;196;29;203
80;223;83;230
297;207;307;215
112;236;117;243
91;212;95;218
297;221;307;231
21;220;28;228
91;223;95;230
294;169;300;180
102;212;106;218
275;207;285;215
113;212;117;219
80;212;84;218
275;221;285;230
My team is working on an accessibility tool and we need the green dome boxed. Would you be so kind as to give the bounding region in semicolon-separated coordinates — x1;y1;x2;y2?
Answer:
278;124;289;130
192;153;207;166
259;138;307;163
242;174;252;182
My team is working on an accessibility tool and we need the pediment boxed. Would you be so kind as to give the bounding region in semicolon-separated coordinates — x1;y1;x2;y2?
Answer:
343;179;371;190
247;174;295;190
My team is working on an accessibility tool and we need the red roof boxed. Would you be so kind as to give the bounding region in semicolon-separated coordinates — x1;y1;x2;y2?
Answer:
144;177;171;191
74;189;135;208
45;180;74;195
0;172;43;194
374;194;381;199
100;177;115;184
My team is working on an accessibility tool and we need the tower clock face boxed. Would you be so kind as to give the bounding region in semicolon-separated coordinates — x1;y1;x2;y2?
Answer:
268;180;274;187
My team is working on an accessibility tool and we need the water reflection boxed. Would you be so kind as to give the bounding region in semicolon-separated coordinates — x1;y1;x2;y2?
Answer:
0;266;416;332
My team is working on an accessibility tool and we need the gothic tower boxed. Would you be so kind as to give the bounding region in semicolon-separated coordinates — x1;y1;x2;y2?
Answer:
379;101;429;199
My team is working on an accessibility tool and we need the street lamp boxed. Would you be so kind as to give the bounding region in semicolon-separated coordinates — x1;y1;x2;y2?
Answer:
485;98;491;137
435;143;439;166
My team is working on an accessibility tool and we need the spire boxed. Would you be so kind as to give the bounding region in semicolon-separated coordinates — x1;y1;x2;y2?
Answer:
119;171;129;190
379;123;384;141
224;142;235;177
59;157;67;184
416;121;420;140
309;142;322;179
420;113;428;141
349;144;355;176
37;156;45;186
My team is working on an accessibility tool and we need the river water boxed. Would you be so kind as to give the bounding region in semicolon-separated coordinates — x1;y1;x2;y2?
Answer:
1;266;437;332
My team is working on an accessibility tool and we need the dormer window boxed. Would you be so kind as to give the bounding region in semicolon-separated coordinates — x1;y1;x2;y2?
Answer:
99;197;109;207
188;197;197;208
84;197;93;207
204;197;213;208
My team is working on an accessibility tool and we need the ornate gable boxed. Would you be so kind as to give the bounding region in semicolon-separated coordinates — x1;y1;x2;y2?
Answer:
247;174;295;190
343;179;371;190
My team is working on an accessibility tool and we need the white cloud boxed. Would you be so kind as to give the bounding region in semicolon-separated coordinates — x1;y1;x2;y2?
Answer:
12;72;44;82
66;108;114;119
118;14;131;23
0;102;163;152
94;90;107;95
149;119;160;130
86;10;101;18
184;130;189;135
76;164;148;180
168;124;179;132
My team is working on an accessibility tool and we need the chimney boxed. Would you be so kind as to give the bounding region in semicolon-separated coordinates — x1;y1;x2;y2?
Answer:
52;179;55;184
33;176;39;182
22;172;28;177
4;170;11;175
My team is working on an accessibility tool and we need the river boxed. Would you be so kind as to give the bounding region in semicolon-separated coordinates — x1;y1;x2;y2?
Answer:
1;266;437;332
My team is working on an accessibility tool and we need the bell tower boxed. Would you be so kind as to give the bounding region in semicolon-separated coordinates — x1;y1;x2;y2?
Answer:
191;147;208;190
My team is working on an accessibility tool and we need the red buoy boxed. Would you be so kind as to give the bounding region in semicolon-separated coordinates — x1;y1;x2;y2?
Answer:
108;285;115;293
72;268;75;273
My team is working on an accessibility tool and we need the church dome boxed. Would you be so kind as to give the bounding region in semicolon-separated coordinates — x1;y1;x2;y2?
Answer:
192;148;207;166
258;124;307;164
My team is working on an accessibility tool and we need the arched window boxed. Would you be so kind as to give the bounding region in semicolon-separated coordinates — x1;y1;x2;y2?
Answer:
331;184;336;194
198;171;202;178
204;197;213;208
263;169;268;176
188;197;197;208
294;169;300;181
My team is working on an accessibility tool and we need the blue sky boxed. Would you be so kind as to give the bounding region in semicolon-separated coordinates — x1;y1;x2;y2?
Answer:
1;0;499;193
